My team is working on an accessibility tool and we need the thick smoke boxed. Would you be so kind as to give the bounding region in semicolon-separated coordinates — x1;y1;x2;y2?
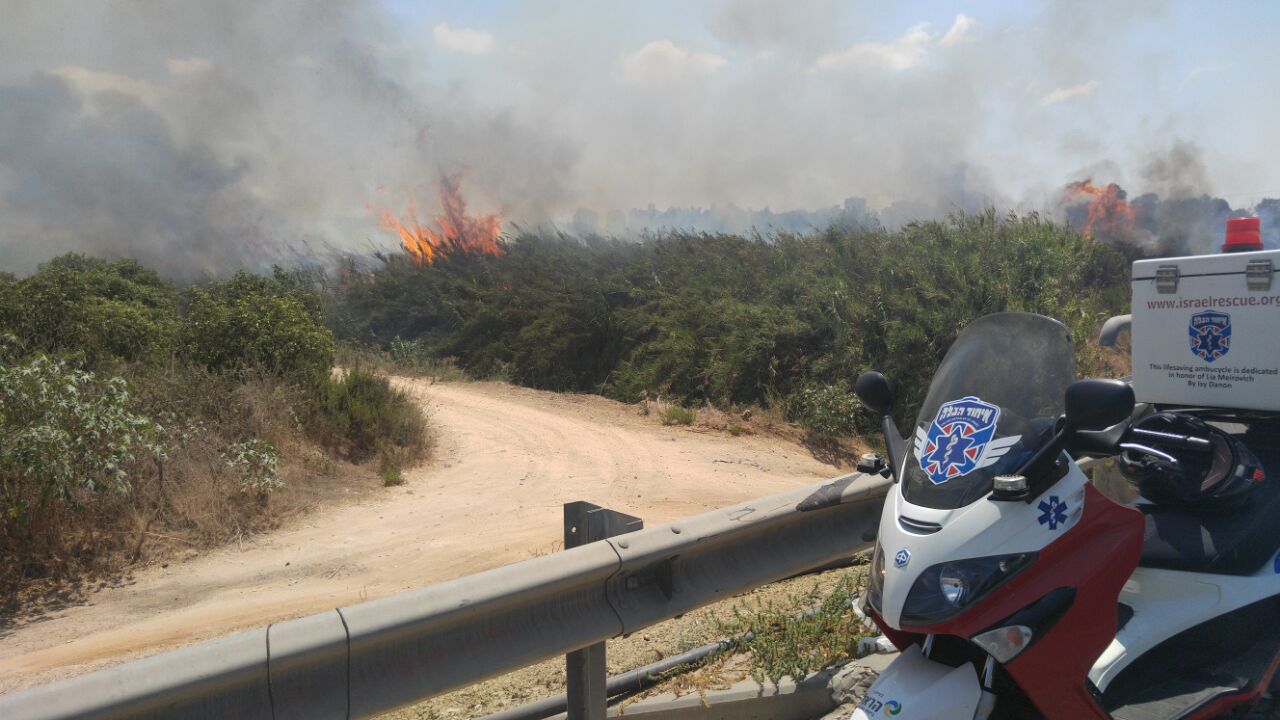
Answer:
0;1;574;278
0;73;273;276
0;1;1274;276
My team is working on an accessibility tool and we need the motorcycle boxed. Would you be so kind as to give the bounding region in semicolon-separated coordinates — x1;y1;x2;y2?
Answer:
850;311;1280;720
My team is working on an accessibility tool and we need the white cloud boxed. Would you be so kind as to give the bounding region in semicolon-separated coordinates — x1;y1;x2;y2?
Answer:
1180;63;1229;90
1039;79;1101;106
432;23;494;56
811;23;933;73
619;40;728;85
51;66;159;101
166;57;213;79
939;14;976;47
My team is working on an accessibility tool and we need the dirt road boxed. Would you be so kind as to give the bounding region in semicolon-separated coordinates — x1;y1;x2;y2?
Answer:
0;379;839;692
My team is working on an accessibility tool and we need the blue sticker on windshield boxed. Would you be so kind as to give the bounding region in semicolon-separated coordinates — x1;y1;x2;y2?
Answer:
1189;311;1231;363
914;396;1020;485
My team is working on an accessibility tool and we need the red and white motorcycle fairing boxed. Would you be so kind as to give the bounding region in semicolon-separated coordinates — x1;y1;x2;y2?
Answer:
863;456;1143;719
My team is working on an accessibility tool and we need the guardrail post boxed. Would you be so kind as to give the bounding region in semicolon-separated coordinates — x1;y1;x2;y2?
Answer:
563;501;642;720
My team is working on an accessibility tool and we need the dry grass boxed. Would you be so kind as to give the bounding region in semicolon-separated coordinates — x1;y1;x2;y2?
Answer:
637;396;870;470
1085;327;1132;379
338;344;469;383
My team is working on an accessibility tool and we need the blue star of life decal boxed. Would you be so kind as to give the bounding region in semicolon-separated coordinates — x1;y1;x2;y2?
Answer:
1189;310;1231;363
1038;496;1069;530
912;396;1020;485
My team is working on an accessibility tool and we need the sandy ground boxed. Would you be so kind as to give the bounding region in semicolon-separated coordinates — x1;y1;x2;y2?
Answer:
0;379;839;693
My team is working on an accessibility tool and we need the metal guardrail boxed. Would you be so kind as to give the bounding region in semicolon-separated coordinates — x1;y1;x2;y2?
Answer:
0;471;890;720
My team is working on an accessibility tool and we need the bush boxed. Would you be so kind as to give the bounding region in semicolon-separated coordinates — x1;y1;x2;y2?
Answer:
389;337;432;370
380;464;404;487
0;351;163;512
222;439;283;496
0;254;178;365
183;269;336;377
788;383;861;438
0;350;165;586
662;405;695;426
0;260;431;605
304;366;426;464
333;211;1128;436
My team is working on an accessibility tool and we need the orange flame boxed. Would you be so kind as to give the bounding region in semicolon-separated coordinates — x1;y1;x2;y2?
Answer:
1063;179;1136;240
379;175;504;266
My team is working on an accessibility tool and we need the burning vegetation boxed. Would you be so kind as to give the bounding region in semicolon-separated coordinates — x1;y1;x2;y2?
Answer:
379;175;505;266
1061;178;1279;256
1062;180;1138;242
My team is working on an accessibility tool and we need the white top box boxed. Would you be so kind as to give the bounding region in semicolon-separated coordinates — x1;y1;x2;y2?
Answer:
1130;248;1280;411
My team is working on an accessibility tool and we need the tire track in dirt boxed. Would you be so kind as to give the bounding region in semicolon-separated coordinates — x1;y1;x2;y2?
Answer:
0;379;838;692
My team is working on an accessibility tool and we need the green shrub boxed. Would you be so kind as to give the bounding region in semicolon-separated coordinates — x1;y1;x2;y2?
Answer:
0;351;164;534
333;211;1129;435
788;383;861;438
222;439;283;496
388;337;431;370
0;254;178;365
183;269;336;377
304;366;426;463
380;463;404;487
662;405;695;426
0;260;434;602
382;338;467;379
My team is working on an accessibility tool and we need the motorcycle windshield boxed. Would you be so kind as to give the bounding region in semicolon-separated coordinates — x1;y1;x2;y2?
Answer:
902;313;1075;510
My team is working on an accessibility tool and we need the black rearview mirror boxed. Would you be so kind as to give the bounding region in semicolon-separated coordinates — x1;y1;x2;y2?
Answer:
855;371;894;417
855;370;906;482
1010;379;1136;500
1064;379;1135;431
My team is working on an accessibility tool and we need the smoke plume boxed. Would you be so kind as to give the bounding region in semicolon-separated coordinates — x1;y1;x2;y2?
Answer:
0;1;572;278
0;1;1275;276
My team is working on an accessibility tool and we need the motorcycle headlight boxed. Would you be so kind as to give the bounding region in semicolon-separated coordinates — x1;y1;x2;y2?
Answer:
900;553;1036;627
866;542;886;613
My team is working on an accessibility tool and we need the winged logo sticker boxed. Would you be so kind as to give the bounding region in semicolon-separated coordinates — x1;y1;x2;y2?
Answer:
913;396;1020;485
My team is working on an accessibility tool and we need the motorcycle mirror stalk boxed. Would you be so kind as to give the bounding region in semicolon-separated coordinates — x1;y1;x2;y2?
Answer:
995;378;1136;502
854;370;909;482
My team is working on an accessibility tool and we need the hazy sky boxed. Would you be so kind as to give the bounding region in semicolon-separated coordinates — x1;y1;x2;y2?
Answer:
388;0;1279;209
1;0;1277;274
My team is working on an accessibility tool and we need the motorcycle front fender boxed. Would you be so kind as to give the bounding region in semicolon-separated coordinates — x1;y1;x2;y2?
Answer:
850;645;982;720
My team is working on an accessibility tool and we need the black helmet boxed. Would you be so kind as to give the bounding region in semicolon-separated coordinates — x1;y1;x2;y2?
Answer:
1119;412;1266;508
